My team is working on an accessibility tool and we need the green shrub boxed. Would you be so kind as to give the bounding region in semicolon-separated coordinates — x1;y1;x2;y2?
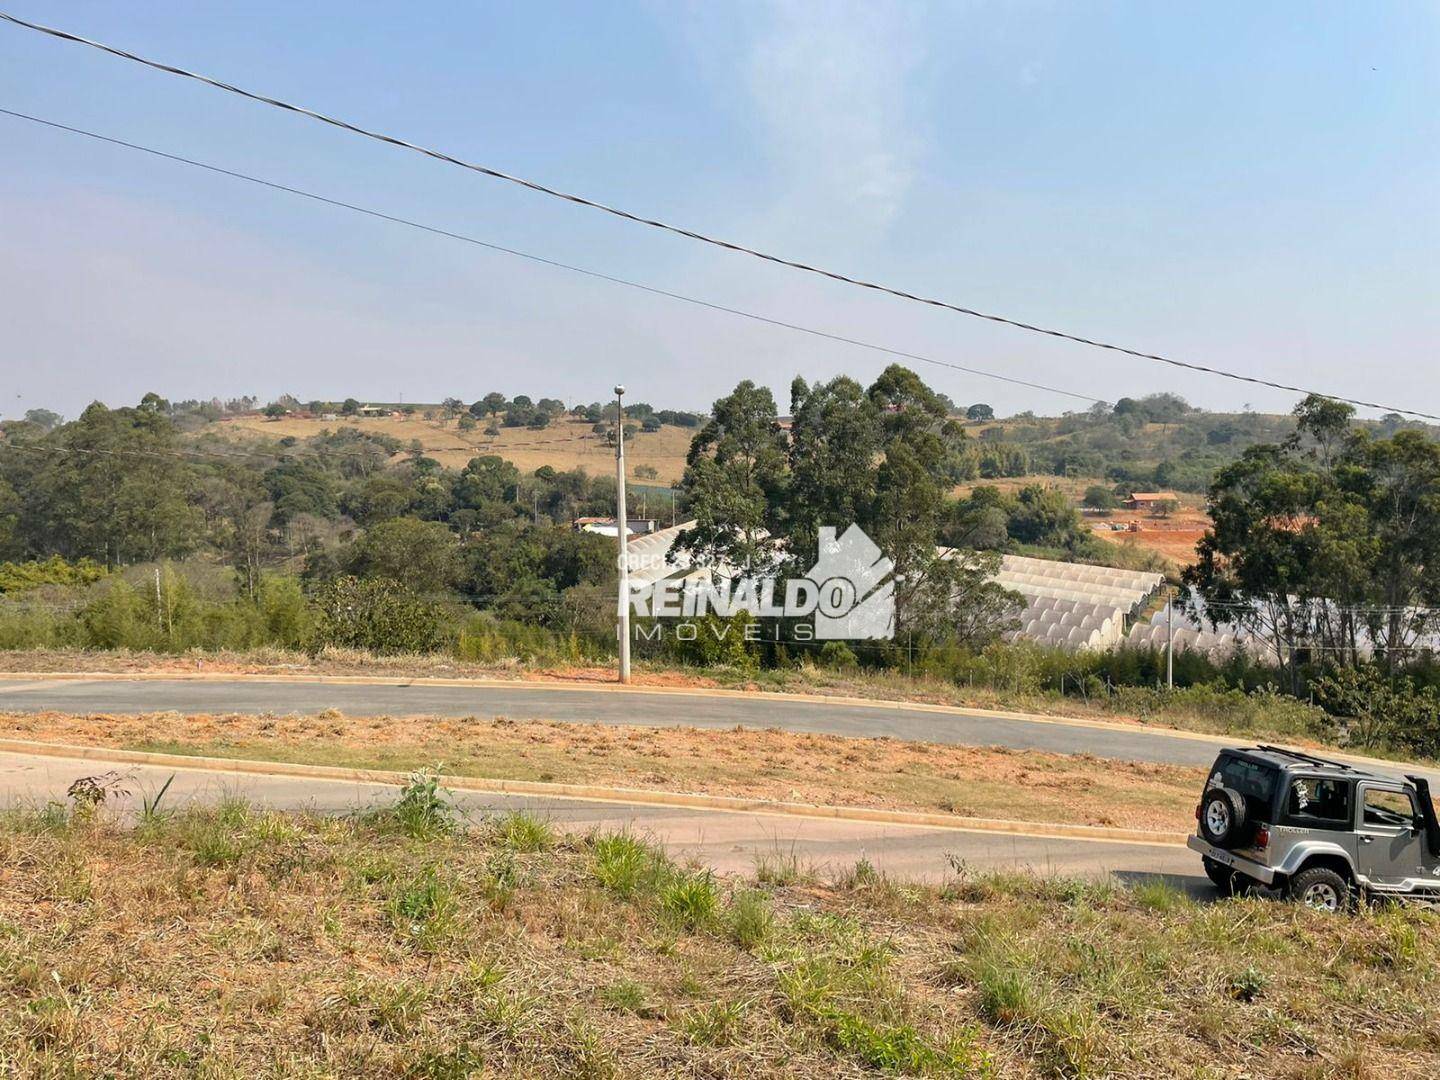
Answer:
312;576;450;655
372;769;456;839
658;611;759;671
456;614;609;665
818;641;859;669
260;575;313;649
0;555;108;593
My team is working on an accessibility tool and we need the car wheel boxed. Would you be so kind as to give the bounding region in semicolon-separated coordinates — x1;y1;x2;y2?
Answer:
1202;856;1234;894
1289;867;1349;913
1199;787;1249;849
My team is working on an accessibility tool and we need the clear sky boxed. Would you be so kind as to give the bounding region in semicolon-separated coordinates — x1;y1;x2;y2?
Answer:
2;2;1436;421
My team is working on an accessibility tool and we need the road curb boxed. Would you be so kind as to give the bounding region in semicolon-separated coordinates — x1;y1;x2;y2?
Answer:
0;737;1187;848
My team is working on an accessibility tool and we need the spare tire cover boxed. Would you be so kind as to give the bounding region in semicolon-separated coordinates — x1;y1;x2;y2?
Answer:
1200;786;1250;849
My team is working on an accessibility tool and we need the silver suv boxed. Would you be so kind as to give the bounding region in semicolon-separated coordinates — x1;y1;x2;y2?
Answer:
1188;745;1440;911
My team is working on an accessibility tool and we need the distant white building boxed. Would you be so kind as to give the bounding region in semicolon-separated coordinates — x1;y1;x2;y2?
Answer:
574;516;658;538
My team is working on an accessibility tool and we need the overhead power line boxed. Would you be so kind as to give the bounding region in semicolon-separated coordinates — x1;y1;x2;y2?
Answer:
3;12;1435;421
0;107;1107;407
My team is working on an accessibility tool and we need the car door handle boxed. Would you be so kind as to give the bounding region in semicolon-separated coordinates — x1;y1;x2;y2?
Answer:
1361;836;1374;843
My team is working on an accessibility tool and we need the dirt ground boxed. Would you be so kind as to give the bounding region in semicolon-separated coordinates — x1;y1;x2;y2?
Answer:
1089;509;1210;565
949;474;1212;565
0;709;1202;831
218;413;692;484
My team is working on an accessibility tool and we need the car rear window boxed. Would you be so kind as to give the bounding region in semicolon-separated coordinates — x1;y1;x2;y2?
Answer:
1211;754;1277;803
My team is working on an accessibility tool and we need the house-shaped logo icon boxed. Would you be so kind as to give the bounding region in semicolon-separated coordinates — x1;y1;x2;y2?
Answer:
806;525;895;640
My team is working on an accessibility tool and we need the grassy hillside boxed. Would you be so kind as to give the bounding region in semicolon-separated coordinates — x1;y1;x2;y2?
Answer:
4;793;1437;1077
218;414;694;484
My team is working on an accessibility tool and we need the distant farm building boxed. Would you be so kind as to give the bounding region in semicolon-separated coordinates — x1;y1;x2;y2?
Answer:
1125;491;1180;511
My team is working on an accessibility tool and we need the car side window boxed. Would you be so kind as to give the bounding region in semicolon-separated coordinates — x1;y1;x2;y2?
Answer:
1362;788;1417;829
1284;777;1349;826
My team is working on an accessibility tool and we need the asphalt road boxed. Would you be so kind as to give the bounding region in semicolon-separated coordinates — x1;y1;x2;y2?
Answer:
0;676;1229;766
0;749;1201;888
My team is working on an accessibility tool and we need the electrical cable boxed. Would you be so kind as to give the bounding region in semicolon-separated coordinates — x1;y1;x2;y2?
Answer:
2;12;1432;419
0;106;1107;408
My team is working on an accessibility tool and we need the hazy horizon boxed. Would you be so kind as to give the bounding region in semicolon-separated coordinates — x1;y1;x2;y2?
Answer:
3;3;1437;422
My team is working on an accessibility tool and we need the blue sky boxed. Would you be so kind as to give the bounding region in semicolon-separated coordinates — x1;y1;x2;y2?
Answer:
2;1;1436;420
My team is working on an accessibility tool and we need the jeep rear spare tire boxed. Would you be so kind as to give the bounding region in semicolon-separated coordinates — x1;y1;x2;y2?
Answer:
1200;787;1249;849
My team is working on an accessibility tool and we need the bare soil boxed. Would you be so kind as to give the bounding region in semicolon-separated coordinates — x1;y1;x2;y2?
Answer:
0;709;1203;831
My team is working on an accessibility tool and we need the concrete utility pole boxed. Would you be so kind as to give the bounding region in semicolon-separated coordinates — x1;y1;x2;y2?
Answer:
614;385;631;683
1166;587;1174;690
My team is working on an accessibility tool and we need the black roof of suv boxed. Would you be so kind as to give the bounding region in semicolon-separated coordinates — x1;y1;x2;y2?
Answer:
1221;745;1400;784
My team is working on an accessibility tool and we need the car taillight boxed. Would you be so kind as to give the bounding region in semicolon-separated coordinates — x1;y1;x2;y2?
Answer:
1254;825;1270;850
1195;803;1202;821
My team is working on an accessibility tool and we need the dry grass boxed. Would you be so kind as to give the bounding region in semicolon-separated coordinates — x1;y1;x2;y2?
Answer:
2;791;1438;1077
0;647;725;688
218;414;693;483
0;710;1203;831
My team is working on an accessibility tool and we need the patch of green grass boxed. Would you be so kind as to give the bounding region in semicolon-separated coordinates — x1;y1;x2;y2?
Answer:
480;849;520;912
728;889;773;950
590;832;666;898
975;960;1040;1026
341;979;431;1037
157;798;258;868
385;866;461;952
659;870;718;929
488;809;554;852
598;979;651;1016
347;851;401;886
676;1000;746;1046
754;850;808;886
843;857;882;889
3;801;75;835
559;1015;618;1079
473;987;537;1049
969;948;1103;1075
1132;878;1190;913
829;1013;964;1075
400;1043;485;1079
